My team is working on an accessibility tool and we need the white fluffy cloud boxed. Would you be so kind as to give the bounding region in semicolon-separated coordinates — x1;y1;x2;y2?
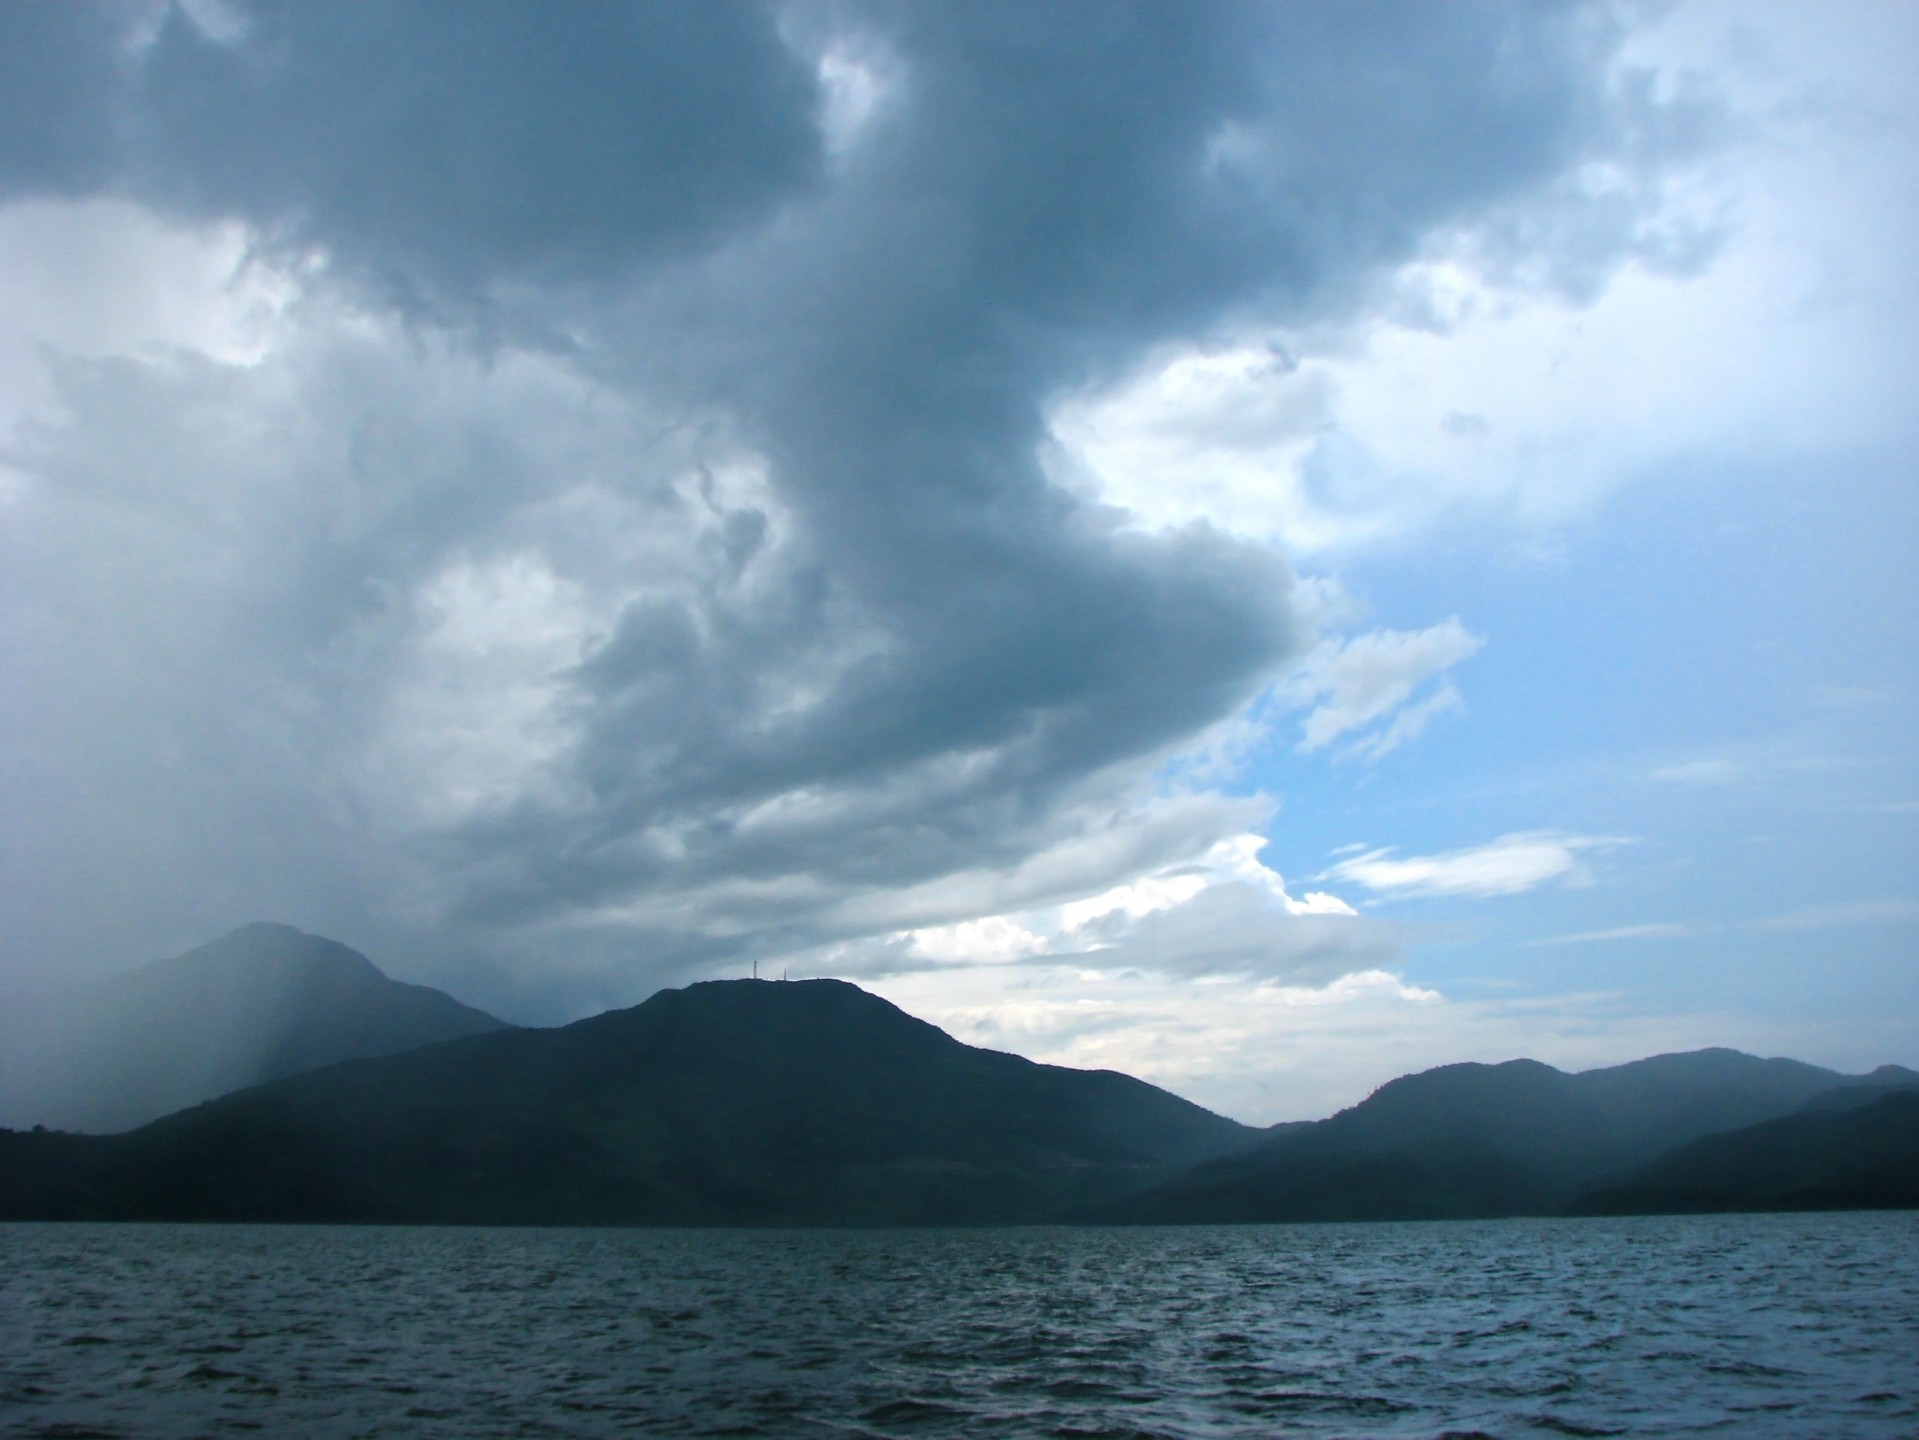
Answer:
1323;831;1621;901
1286;618;1483;759
1045;3;1917;564
803;830;1378;988
864;960;1864;1124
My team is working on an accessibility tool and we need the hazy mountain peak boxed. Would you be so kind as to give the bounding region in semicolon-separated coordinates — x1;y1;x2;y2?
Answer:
138;923;386;987
0;924;508;1133
221;920;329;945
1865;1064;1919;1084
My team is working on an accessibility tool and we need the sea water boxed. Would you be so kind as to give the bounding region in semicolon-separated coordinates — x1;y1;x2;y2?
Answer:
2;1213;1913;1438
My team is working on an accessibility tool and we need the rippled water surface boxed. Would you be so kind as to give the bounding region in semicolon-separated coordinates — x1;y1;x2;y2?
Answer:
2;1214;1914;1438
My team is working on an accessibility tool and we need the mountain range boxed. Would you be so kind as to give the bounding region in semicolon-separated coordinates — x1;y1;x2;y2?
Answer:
0;969;1248;1224
1094;1050;1919;1223
1;924;1914;1225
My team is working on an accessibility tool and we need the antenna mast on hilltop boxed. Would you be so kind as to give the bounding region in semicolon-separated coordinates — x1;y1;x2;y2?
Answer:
752;960;758;981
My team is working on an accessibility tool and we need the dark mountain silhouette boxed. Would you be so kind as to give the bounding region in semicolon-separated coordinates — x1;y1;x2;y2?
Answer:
1098;1048;1910;1223
0;923;509;1132
1574;1090;1919;1213
0;977;1256;1225
3;940;1911;1226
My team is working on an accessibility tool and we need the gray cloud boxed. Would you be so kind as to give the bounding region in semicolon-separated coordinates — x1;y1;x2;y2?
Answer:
0;4;126;197
0;1;824;306
0;2;1715;1015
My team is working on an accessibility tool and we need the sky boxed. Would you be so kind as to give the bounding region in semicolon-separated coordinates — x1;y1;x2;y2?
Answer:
1;0;1914;1123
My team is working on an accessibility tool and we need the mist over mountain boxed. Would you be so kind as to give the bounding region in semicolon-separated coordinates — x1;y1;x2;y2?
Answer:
0;923;509;1132
0;976;1254;1225
1098;1049;1919;1223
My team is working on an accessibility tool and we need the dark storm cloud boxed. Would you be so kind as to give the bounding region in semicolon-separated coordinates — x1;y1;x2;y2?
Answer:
0;3;126;195
1;0;822;300
0;1;1707;1008
495;1;1644;916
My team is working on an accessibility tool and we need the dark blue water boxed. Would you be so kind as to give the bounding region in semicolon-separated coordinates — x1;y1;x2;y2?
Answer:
2;1213;1913;1438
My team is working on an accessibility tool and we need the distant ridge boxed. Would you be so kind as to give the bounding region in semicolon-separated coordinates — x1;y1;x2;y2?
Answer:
0;976;1256;1225
0;923;509;1132
1095;1048;1919;1223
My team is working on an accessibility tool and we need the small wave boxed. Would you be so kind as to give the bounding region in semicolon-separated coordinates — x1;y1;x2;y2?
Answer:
1704;1359;1797;1378
1235;1388;1415;1416
1528;1415;1626;1437
858;1396;977;1425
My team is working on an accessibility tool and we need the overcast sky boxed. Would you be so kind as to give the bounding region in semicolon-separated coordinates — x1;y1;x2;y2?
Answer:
2;0;1913;1121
